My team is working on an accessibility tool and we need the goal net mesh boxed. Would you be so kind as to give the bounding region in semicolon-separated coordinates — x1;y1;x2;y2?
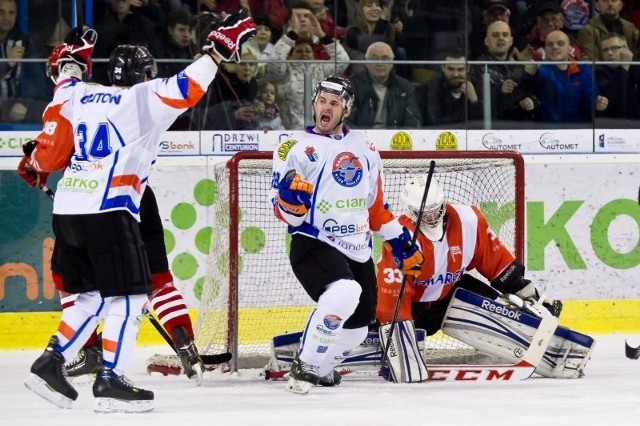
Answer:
195;151;524;368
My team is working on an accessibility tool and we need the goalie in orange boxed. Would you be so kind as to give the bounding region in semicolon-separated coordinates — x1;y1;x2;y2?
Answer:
376;175;575;382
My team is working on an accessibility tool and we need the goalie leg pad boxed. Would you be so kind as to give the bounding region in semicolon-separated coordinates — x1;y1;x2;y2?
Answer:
379;320;429;383
441;288;594;378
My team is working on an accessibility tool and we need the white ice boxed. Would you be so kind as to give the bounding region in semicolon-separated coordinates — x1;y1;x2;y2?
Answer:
2;334;639;426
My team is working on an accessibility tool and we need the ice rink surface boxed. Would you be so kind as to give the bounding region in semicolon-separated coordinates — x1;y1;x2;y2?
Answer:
1;334;639;426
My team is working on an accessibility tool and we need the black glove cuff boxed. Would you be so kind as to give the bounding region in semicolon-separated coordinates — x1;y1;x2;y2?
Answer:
22;140;37;156
491;261;526;294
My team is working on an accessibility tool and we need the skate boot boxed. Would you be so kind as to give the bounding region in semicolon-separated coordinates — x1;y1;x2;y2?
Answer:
24;335;78;409
173;326;205;385
93;366;154;413
318;369;342;387
286;355;319;394
65;344;103;377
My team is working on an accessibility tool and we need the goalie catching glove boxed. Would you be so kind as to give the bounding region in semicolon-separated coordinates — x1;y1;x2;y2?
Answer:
276;170;314;216
384;227;423;276
202;9;257;62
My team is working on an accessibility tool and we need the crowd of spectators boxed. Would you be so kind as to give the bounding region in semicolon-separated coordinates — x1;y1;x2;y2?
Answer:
8;0;640;130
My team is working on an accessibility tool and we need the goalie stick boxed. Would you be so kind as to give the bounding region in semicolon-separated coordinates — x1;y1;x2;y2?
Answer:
144;311;232;365
625;340;640;360
265;361;536;382
381;160;436;373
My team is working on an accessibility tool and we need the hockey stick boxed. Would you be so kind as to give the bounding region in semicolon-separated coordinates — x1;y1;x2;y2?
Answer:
266;361;535;382
41;185;55;200
625;340;640;360
143;310;232;365
72;0;83;28
380;160;436;370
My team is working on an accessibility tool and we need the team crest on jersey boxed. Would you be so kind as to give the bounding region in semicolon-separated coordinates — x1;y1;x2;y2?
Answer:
277;139;297;161
450;245;462;260
304;146;318;162
323;314;342;330
332;152;363;187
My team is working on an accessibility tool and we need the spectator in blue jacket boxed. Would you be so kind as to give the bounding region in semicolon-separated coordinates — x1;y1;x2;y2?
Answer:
521;30;608;126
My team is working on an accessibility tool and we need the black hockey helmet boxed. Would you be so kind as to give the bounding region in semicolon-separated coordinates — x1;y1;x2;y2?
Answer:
312;76;355;111
108;45;158;87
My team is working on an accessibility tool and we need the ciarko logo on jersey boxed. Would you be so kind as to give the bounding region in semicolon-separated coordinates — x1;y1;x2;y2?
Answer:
390;131;413;150
436;131;459;150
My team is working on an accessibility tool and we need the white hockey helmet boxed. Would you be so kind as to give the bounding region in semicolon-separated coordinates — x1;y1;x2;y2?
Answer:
400;176;446;241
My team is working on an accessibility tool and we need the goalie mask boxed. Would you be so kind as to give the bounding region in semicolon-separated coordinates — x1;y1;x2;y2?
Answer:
400;176;446;241
108;45;158;87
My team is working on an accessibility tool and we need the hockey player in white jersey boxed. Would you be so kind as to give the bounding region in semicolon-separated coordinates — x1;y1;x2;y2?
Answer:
19;27;207;386
22;11;256;413
270;76;424;394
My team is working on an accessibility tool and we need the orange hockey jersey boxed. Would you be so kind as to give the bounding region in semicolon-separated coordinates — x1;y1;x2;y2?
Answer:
376;204;515;323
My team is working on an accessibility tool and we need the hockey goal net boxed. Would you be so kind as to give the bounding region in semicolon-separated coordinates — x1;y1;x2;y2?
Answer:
195;150;525;370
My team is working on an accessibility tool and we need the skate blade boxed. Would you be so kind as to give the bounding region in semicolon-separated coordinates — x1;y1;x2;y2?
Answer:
285;377;314;394
24;374;74;409
93;397;154;413
188;363;204;386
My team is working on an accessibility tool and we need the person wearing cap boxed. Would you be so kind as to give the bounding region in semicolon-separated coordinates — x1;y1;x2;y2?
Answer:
518;1;583;61
577;0;640;62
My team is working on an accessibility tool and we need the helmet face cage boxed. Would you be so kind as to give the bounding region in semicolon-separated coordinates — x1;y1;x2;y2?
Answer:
108;45;158;87
400;177;446;240
312;76;355;111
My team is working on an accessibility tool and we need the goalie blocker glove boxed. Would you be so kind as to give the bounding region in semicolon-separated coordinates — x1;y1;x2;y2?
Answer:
202;9;257;62
276;169;314;216
491;261;563;317
384;227;423;276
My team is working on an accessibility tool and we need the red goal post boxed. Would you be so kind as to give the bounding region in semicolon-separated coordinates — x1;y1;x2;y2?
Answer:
195;150;525;370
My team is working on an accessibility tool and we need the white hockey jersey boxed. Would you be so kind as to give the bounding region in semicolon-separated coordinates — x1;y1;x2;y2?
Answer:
270;126;404;263
30;55;218;220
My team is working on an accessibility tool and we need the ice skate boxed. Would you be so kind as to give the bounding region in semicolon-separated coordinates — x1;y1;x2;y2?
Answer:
93;366;154;413
173;326;205;385
286;356;319;394
65;344;102;377
318;369;342;387
24;335;78;409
